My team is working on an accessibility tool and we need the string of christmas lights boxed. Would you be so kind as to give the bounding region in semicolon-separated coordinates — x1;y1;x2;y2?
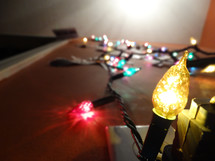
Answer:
90;35;215;69
50;35;215;160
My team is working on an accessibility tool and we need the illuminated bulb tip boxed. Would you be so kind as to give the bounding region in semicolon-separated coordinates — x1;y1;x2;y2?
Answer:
73;100;93;113
187;52;195;61
190;37;197;45
172;52;178;57
126;41;131;47
110;56;115;61
91;35;95;39
161;47;167;52
144;42;149;47
116;41;121;46
83;37;88;43
107;47;112;52
146;54;153;60
104;54;110;61
201;64;215;73
98;37;102;41
81;112;94;120
117;59;127;68
131;42;136;47
210;96;215;104
123;67;141;77
136;67;141;71
152;51;190;120
104;39;108;45
147;48;153;53
178;51;188;65
108;42;113;47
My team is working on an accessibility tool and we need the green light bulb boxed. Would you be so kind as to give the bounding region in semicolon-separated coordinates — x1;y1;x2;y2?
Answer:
188;52;194;60
98;37;102;41
123;68;140;77
172;52;178;57
117;59;126;69
116;41;121;46
148;45;152;49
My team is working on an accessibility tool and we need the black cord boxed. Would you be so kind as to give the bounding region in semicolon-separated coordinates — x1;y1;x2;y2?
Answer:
166;45;215;56
107;81;144;159
114;44;215;56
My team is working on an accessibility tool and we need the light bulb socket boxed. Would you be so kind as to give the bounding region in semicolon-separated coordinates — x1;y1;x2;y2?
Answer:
80;44;87;48
169;53;179;62
108;65;124;70
110;73;124;81
92;95;115;108
117;50;123;57
125;54;133;61
187;57;215;68
141;112;174;161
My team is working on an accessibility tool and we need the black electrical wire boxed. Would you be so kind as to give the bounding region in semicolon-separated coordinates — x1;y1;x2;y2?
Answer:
166;45;215;56
107;79;144;159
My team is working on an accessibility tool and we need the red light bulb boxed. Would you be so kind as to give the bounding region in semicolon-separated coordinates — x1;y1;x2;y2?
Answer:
81;112;94;120
73;100;93;113
112;57;120;66
71;100;94;120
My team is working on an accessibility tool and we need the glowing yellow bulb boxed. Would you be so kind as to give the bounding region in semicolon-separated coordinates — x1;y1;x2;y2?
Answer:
147;48;152;53
83;37;88;44
104;54;110;61
190;37;197;45
108;42;113;47
131;41;135;47
152;51;190;120
201;64;215;73
210;96;215;104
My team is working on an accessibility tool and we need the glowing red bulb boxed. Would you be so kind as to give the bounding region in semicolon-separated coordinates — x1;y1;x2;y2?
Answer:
78;100;93;113
81;112;94;120
91;35;95;40
144;42;149;47
112;57;120;66
71;100;95;120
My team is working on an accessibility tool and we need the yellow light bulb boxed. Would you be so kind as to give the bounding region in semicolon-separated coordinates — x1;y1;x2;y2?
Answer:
147;48;152;53
190;37;197;45
210;96;215;104
83;37;88;44
201;64;215;73
104;54;110;61
152;51;190;120
108;42;113;47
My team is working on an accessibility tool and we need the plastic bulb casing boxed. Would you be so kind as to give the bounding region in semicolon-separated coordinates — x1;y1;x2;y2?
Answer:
117;59;126;68
190;37;197;45
152;51;190;120
123;68;140;77
83;37;88;44
72;100;93;113
201;64;215;73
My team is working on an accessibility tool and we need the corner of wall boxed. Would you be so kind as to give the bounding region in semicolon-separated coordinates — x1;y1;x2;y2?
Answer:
200;0;215;49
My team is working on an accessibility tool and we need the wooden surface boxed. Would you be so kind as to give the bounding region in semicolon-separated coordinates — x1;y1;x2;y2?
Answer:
0;38;215;161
